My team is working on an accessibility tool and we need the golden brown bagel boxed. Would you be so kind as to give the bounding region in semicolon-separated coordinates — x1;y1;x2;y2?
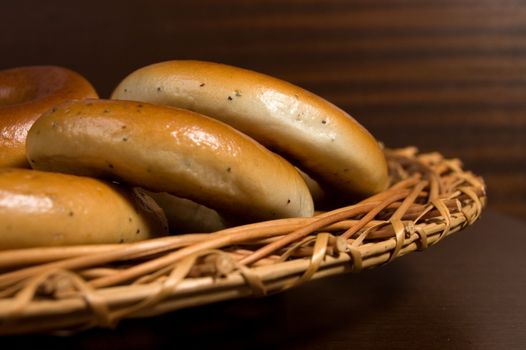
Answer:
0;168;168;249
26;99;314;221
0;66;98;168
111;60;389;197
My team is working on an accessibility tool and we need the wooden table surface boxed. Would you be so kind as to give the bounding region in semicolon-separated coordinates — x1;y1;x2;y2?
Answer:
1;209;524;349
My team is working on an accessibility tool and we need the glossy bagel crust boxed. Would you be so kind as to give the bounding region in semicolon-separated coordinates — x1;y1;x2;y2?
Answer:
0;66;98;168
26;99;314;221
0;168;168;250
111;60;389;197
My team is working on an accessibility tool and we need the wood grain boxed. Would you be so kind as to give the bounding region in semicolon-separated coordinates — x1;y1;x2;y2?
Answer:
1;0;524;217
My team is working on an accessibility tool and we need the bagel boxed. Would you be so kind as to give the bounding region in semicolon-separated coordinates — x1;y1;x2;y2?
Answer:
26;99;314;221
111;60;389;197
0;66;98;168
144;191;229;233
0;168;168;250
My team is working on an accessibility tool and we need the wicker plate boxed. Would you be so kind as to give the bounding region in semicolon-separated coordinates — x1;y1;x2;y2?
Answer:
0;147;486;335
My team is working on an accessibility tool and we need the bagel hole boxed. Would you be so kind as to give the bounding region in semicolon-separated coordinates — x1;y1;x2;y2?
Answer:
0;84;38;106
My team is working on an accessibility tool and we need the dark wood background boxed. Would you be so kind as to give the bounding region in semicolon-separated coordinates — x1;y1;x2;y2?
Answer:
1;0;525;218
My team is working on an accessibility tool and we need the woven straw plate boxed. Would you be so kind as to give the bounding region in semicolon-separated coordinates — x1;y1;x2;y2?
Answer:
0;147;486;335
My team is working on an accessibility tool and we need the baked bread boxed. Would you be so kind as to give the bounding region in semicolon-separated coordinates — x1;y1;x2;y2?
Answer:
112;60;389;197
0;66;97;167
0;168;168;249
26;99;314;221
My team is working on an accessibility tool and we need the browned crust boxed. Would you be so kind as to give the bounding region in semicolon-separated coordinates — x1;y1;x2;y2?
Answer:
112;60;389;197
0;66;98;167
26;99;314;221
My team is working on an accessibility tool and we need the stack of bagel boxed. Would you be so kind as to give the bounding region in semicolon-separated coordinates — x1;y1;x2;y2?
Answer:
0;61;389;249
